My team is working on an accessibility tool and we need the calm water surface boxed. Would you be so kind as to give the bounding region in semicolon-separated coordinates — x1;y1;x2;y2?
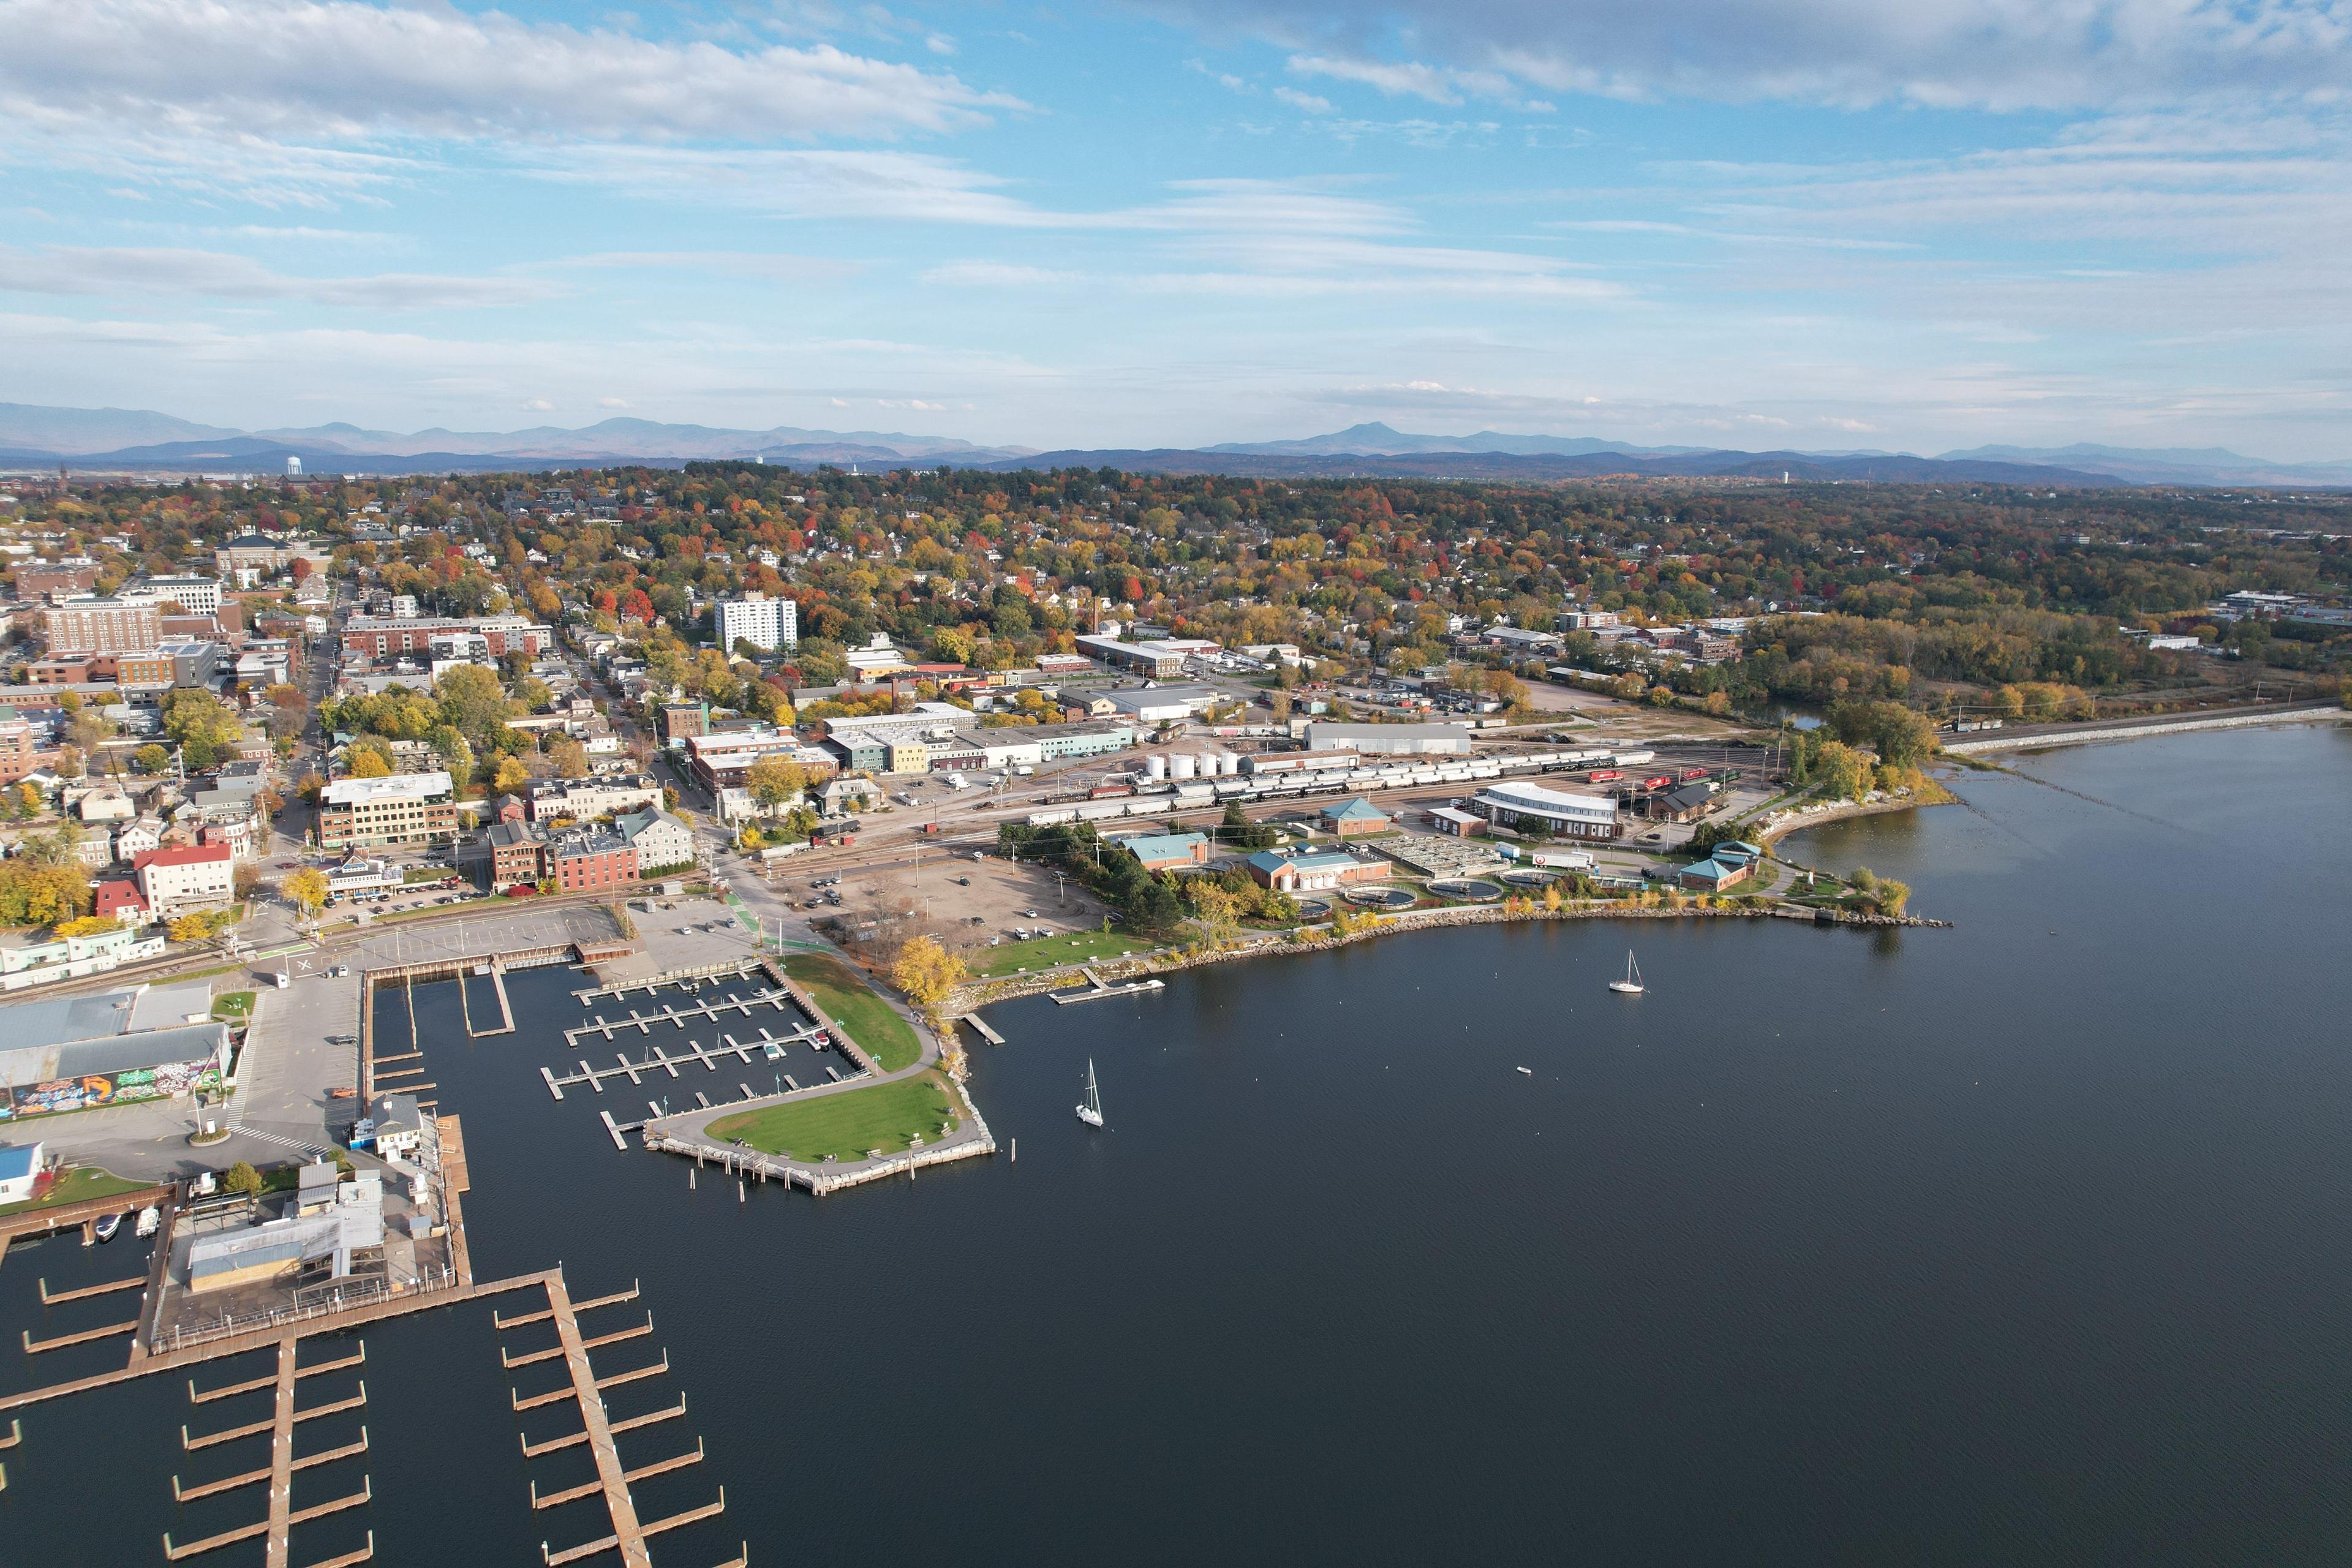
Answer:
4;723;2351;1565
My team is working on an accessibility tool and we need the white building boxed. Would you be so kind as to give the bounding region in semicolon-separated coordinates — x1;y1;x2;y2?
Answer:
714;592;797;653
119;575;224;616
133;843;238;916
1467;780;1620;841
1304;722;1474;756
842;631;914;677
614;807;695;872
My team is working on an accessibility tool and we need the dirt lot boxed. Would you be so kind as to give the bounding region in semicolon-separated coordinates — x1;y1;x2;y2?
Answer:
811;849;1116;962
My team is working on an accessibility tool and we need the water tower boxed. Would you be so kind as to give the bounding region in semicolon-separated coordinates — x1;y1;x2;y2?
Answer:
286;454;303;477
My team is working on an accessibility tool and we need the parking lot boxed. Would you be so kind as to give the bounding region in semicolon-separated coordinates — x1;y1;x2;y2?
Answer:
813;848;1115;956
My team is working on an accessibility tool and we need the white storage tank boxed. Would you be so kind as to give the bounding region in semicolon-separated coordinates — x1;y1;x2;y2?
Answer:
1144;753;1169;781
1219;751;1242;776
1170;752;1199;780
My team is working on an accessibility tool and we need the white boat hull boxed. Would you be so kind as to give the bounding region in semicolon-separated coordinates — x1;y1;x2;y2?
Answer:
1076;1106;1104;1127
1608;982;1643;995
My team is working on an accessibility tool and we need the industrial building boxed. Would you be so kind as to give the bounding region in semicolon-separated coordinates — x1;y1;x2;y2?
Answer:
0;978;232;1120
1321;797;1392;837
1074;635;1219;677
1303;722;1474;756
1243;846;1389;892
1123;832;1211;871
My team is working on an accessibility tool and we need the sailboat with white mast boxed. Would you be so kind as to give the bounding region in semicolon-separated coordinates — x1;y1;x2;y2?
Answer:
1609;950;1645;995
1076;1058;1104;1127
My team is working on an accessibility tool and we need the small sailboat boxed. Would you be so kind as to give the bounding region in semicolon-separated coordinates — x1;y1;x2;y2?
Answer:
1609;951;1645;995
1076;1059;1105;1128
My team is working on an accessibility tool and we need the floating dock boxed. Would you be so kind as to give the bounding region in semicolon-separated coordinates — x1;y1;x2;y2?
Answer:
564;989;797;1047
543;1024;829;1098
498;1276;724;1568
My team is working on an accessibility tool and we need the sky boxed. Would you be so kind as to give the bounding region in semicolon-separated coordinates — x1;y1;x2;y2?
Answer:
4;0;2351;459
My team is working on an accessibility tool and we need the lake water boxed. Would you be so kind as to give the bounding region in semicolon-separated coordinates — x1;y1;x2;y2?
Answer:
5;722;2351;1564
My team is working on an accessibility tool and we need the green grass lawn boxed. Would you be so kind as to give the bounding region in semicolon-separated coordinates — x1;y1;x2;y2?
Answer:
0;1166;151;1218
706;1071;957;1160
784;953;922;1072
211;990;257;1020
971;929;1155;979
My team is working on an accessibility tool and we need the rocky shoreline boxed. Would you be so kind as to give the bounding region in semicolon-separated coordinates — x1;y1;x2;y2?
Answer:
951;897;1949;1015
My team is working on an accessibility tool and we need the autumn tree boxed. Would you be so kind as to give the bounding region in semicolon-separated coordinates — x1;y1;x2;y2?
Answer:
283;867;331;919
745;755;808;811
891;935;966;1009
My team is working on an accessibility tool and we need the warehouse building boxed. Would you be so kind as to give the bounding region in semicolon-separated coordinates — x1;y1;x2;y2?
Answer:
1303;722;1474;756
0;979;232;1121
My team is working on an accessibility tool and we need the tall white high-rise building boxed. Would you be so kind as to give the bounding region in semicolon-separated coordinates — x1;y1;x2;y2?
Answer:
714;592;797;652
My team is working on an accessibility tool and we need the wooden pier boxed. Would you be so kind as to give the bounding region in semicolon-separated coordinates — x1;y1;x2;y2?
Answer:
498;1275;725;1568
960;1013;1006;1046
163;1334;376;1567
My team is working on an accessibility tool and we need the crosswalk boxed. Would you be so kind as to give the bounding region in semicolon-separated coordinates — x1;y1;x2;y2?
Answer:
229;1125;336;1158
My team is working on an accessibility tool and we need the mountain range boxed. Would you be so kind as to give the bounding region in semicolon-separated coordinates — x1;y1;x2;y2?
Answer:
2;404;2348;489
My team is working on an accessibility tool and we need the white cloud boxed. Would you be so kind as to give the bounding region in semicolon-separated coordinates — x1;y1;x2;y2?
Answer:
0;0;1025;145
922;262;1089;287
556;251;863;283
1158;0;2352;113
599;397;633;409
521;398;556;411
1272;86;1334;113
0;244;557;308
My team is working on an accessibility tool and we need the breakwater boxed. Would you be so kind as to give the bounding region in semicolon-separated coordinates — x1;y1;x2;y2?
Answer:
1942;702;2343;755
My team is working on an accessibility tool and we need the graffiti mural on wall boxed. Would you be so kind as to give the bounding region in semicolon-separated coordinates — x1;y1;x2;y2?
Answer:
0;1060;222;1120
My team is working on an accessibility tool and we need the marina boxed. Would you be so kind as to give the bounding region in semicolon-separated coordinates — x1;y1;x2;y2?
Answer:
563;990;802;1049
540;1023;837;1098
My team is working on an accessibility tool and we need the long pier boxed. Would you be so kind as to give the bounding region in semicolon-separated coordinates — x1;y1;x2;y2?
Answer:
163;1334;377;1567
498;1275;725;1568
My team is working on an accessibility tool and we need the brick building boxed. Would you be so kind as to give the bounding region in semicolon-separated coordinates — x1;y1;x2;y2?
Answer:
42;597;162;654
547;827;636;893
484;821;548;888
13;562;99;602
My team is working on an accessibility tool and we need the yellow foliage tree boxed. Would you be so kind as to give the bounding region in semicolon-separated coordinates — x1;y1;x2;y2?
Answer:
891;935;967;1009
350;750;392;779
282;867;331;918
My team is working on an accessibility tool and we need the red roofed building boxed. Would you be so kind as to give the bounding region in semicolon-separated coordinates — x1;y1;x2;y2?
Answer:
133;843;236;918
95;877;149;923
